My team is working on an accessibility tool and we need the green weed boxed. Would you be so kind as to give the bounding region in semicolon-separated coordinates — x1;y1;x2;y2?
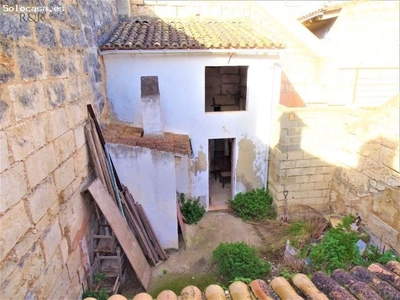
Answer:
229;188;276;221
212;242;270;282
179;193;205;225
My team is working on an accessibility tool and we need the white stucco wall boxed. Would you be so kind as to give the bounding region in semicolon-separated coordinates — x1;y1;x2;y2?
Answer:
106;143;178;249
103;52;281;209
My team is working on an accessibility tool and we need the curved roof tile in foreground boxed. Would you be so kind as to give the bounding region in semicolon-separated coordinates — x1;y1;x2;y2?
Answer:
84;260;400;300
100;18;285;51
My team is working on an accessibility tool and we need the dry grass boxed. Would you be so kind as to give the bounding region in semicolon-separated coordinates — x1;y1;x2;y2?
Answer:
251;205;329;274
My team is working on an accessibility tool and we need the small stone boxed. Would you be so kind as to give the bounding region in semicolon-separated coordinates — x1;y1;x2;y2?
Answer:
47;82;66;107
36;22;57;48
48;52;67;77
17;46;44;80
48;0;66;21
59;28;75;48
0;13;31;39
67;6;81;29
0;99;9;122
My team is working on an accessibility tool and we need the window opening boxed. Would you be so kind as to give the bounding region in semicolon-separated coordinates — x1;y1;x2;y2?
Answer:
205;66;248;112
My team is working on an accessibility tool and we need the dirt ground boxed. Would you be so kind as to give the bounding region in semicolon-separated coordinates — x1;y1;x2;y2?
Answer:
123;211;291;297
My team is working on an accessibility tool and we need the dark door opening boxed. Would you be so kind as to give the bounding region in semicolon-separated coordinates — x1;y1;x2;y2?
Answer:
209;138;233;210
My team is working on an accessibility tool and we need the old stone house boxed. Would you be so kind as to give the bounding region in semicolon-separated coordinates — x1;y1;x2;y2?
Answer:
0;0;398;298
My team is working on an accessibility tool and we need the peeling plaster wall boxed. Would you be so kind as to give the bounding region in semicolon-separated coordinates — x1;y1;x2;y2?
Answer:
106;143;178;249
236;138;265;192
103;53;281;208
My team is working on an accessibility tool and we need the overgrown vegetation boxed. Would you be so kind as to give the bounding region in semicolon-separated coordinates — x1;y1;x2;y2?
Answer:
304;215;400;274
179;193;205;225
308;220;362;274
212;242;270;282
94;272;107;283
364;245;400;264
229;188;276;221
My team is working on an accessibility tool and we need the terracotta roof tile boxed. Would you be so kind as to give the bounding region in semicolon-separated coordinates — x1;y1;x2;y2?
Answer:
101;18;285;50
103;123;191;156
84;260;400;300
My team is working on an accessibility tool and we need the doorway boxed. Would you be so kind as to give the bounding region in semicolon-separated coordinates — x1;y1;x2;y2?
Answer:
208;138;233;210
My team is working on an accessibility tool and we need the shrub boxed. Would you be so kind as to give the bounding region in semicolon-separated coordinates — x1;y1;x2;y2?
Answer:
179;193;205;225
364;245;400;264
212;242;270;282
229;188;276;221
309;219;362;274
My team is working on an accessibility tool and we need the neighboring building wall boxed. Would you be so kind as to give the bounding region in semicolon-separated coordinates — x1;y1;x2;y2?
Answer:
106;144;178;249
268;95;400;251
319;1;399;106
102;53;281;209
268;106;351;212
329;95;400;252
0;1;118;298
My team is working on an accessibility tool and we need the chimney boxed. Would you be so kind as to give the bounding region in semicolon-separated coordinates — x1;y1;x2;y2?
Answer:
140;76;164;139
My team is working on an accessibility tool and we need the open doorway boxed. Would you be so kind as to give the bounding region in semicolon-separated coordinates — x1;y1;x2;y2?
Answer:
209;138;233;210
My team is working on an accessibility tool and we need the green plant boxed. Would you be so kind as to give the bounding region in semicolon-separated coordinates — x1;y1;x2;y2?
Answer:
309;216;362;274
94;272;107;283
230;277;252;284
179;193;205;225
279;268;297;280
211;242;270;282
82;288;109;300
285;221;313;249
229;188;276;221
364;245;400;264
163;269;168;275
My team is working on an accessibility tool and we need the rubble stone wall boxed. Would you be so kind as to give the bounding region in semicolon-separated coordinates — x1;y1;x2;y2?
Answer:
0;0;118;298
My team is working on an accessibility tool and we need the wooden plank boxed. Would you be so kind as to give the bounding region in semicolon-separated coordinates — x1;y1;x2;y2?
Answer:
137;203;168;261
84;124;106;185
120;190;158;265
123;188;159;264
177;200;187;250
87;104;122;190
88;178;152;290
90;120;116;202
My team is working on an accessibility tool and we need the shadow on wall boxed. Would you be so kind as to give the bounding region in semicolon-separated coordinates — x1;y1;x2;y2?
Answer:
268;105;400;253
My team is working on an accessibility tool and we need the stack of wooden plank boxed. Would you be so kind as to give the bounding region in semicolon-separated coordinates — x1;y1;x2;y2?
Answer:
84;105;168;290
120;186;168;265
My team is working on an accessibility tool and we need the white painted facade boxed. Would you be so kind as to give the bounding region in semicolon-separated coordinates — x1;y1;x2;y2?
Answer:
107;143;178;249
102;52;282;248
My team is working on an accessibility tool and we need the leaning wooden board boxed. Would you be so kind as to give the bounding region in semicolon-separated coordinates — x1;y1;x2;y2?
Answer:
88;178;152;290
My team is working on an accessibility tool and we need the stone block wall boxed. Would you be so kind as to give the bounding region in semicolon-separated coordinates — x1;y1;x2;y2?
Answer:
268;106;351;212
329;95;400;252
268;95;400;252
0;0;118;298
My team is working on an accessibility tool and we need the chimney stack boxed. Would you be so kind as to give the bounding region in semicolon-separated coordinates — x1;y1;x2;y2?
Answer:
140;76;164;139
